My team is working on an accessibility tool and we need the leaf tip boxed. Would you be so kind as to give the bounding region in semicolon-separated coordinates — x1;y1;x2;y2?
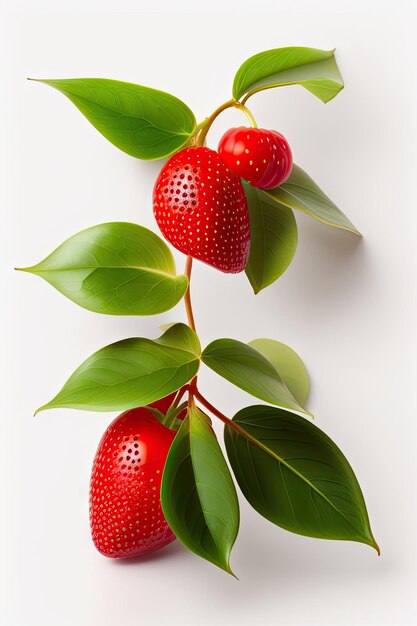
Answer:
34;400;54;416
371;538;381;556
224;561;239;579
302;407;314;420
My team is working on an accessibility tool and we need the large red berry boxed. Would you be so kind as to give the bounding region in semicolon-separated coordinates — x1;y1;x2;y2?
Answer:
90;396;177;559
218;127;293;189
153;146;250;273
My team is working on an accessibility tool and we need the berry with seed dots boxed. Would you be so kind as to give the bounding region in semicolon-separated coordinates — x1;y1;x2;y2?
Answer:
153;146;250;273
218;127;293;189
90;394;180;559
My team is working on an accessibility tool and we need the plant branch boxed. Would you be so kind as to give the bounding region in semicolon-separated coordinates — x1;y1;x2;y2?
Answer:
196;98;257;147
193;387;256;443
184;255;196;332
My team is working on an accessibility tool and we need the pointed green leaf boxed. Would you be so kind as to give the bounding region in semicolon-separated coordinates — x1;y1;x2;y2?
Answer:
248;338;309;406
18;223;188;315
233;47;344;103
264;164;360;234
32;78;196;160
224;405;379;552
202;339;311;417
244;183;298;293
161;406;239;574
36;323;200;413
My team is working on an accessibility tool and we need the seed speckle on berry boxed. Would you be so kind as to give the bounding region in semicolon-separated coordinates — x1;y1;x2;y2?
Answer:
153;146;250;273
90;406;176;559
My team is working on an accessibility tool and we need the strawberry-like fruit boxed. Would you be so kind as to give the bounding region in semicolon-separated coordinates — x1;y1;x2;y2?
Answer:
90;394;179;559
218;127;293;189
153;146;250;273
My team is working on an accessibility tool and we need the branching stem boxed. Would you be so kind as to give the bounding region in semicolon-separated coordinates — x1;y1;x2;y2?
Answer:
196;98;257;147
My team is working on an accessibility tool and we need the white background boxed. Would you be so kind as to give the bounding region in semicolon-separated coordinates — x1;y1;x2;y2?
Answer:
2;1;417;625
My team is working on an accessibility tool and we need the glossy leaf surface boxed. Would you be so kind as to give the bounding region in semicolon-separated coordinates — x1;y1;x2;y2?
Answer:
19;223;188;315
244;184;298;293
161;406;239;574
265;164;360;234
249;338;309;406
225;405;379;551
202;339;311;417
233;47;344;103
36;324;200;413
33;78;196;159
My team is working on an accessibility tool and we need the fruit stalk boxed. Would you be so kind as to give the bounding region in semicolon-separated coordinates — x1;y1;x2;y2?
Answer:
197;99;257;147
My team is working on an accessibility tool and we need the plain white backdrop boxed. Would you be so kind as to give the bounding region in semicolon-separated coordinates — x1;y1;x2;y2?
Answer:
2;1;417;625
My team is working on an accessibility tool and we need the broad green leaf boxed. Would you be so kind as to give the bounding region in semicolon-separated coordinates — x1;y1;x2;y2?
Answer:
233;47;344;103
249;338;309;406
161;405;239;574
244;183;297;293
32;78;196;160
36;323;200;413
264;164;360;234
224;405;379;552
18;223;188;315
201;339;311;417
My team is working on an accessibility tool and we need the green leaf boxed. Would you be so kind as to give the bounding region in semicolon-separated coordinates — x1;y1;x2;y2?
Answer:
161;405;239;574
233;47;344;103
36;323;200;413
224;405;379;552
201;339;311;417
264;164;360;235
244;183;298;293
32;78;196;160
249;338;309;406
18;223;188;315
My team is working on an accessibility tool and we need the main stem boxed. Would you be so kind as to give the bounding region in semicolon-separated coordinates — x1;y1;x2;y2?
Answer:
184;256;197;407
184;255;196;332
183;259;250;446
183;258;256;444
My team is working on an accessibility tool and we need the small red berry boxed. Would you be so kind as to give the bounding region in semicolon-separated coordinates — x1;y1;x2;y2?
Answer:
90;395;178;559
153;146;250;273
218;127;293;189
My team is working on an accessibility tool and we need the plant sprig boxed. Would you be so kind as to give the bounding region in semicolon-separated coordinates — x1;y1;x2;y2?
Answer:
20;46;377;575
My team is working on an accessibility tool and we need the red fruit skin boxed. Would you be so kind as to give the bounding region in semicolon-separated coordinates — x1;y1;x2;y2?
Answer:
90;397;177;559
218;127;293;189
153;146;250;273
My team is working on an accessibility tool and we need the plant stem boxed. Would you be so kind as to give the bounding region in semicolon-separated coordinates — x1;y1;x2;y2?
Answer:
196;98;257;147
184;256;196;332
233;102;258;127
194;387;274;453
194;388;252;442
172;385;188;408
184;256;198;407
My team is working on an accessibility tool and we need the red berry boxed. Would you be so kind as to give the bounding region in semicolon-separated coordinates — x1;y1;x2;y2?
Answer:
90;395;178;559
153;146;250;273
218;127;293;189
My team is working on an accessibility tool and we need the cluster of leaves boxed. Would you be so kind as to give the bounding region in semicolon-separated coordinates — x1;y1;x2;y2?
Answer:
22;47;377;574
